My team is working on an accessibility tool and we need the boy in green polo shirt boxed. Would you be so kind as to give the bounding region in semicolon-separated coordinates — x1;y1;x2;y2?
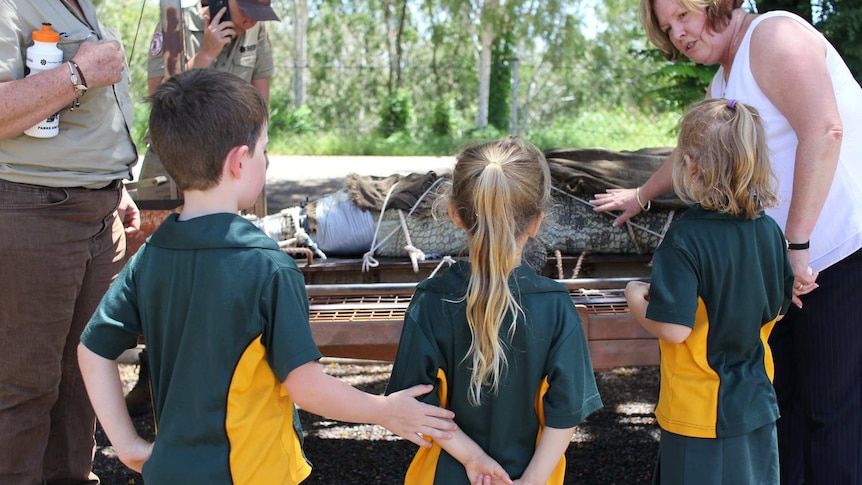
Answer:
625;99;794;485
77;69;457;485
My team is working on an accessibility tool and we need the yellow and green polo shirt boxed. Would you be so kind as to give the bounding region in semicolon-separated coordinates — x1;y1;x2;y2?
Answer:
386;261;603;484
82;213;321;484
646;204;793;438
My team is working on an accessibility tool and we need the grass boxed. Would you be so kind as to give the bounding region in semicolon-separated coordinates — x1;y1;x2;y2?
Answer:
265;109;680;156
131;107;681;156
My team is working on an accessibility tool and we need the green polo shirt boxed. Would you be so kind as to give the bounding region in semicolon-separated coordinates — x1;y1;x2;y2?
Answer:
147;5;274;82
646;204;793;438
82;213;322;484
0;0;136;188
386;261;603;484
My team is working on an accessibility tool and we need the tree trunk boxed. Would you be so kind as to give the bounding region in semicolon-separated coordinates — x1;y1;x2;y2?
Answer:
395;0;407;89
292;0;309;108
385;0;395;94
477;24;493;129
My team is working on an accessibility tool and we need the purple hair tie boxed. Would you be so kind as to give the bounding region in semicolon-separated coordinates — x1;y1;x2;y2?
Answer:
727;99;738;109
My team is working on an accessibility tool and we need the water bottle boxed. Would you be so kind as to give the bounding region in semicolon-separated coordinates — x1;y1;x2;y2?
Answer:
24;23;63;138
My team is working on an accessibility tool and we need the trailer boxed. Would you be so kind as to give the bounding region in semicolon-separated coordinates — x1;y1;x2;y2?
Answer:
128;147;678;369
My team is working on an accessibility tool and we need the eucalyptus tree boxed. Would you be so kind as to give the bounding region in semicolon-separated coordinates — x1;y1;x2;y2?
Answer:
384;0;409;92
300;0;389;130
423;0;518;129
507;0;589;133
411;0;478;136
290;0;309;108
588;0;669;108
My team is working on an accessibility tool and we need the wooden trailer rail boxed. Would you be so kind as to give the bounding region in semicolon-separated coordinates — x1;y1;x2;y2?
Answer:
126;208;659;369
307;278;659;370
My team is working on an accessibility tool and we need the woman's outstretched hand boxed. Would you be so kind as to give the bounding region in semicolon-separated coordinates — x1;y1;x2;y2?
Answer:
590;188;641;227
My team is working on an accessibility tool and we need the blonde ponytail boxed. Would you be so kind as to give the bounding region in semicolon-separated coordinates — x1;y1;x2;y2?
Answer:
449;137;551;405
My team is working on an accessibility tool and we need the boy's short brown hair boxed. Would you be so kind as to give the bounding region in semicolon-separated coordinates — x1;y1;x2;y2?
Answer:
147;69;268;192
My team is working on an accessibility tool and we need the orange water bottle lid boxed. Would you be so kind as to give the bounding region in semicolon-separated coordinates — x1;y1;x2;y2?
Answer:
32;23;60;43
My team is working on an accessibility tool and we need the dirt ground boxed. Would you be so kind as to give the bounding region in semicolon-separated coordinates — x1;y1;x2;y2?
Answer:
94;362;660;485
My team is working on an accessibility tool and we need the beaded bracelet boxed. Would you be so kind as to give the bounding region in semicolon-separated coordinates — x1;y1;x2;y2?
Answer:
67;61;88;110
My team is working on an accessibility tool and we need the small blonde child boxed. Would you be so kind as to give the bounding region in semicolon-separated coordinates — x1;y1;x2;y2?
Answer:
387;136;603;485
625;98;795;485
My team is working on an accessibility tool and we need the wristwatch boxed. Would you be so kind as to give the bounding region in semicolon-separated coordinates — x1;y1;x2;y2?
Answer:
786;240;810;251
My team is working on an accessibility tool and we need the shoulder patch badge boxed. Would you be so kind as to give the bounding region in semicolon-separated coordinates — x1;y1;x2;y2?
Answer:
150;31;163;57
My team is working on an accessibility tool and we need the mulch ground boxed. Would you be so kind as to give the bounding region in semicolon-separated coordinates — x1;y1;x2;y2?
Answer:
93;362;659;485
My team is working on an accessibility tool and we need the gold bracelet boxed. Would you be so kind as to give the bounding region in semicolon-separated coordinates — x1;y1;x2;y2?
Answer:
636;186;651;212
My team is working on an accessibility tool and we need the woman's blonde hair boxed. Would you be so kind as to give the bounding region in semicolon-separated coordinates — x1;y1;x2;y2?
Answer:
639;0;742;60
673;98;778;218
448;136;551;405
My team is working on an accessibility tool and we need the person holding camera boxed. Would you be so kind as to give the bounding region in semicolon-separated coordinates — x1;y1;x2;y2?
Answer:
137;0;278;201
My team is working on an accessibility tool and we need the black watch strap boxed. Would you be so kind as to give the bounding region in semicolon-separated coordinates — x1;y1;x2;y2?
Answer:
786;240;810;251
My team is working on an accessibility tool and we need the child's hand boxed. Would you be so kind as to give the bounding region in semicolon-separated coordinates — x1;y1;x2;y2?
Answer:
116;436;153;473
465;455;512;485
382;384;457;448
624;280;650;303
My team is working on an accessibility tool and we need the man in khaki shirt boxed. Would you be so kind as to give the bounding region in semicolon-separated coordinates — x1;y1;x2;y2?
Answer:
138;0;276;200
0;1;140;483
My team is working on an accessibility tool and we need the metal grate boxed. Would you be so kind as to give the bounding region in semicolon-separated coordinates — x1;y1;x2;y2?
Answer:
309;307;407;323
309;293;411;323
307;284;632;323
570;287;631;316
582;302;632;317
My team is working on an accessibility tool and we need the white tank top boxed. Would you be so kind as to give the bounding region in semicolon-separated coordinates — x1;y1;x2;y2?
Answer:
710;11;862;272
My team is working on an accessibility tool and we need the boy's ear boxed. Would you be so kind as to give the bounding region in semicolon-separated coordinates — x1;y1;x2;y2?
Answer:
447;203;466;229
526;211;545;238
225;145;250;179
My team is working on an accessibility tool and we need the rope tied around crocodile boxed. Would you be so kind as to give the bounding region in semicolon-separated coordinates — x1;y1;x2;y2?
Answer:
362;176;449;273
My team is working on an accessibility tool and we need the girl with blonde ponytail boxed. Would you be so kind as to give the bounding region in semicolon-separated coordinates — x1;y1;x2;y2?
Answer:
388;137;603;485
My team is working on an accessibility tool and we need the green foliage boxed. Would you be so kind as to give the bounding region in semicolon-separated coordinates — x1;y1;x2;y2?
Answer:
525;109;680;152
818;4;862;82
268;129;457;156
270;104;317;135
94;1;160;153
95;0;689;157
754;0;861;83
754;0;813;22
463;125;508;143
269;83;317;135
640;50;715;111
268;109;679;155
488;30;513;132
428;94;457;137
378;88;414;137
